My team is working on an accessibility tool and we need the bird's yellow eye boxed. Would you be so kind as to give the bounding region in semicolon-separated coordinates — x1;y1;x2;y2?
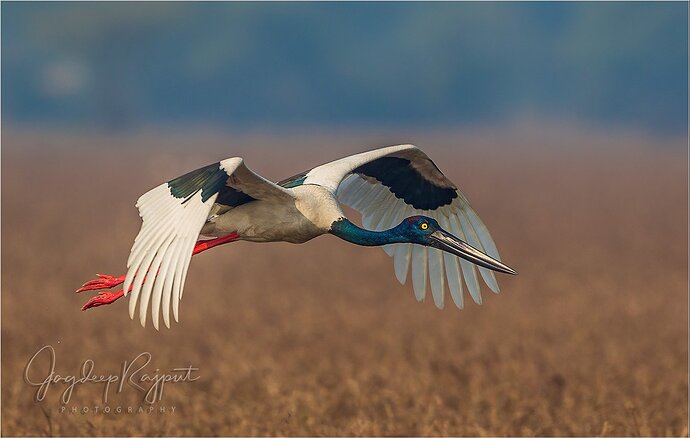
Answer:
420;222;429;230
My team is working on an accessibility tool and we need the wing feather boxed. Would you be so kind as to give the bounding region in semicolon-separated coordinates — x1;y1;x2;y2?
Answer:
138;234;174;328
158;237;180;328
448;213;482;304
428;246;445;309
362;189;389;229
171;234;189;323
354;182;379;210
372;192;395;230
464;207;501;260
381;201;404;256
121;157;292;329
457;208;500;293
394;243;412;284
439;214;464;309
411;245;428;301
343;177;369;207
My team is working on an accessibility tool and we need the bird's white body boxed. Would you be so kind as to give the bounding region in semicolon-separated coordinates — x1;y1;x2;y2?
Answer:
203;184;344;243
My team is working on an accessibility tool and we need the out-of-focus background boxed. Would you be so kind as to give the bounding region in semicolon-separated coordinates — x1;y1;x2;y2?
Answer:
3;2;688;133
2;2;688;437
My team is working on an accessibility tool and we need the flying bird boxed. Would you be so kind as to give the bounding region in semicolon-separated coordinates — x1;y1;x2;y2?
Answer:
77;144;516;329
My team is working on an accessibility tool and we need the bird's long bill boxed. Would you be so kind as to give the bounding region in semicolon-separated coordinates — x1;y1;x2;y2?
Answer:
429;230;517;275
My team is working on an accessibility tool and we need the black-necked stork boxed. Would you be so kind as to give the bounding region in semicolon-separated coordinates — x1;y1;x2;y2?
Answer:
78;144;516;329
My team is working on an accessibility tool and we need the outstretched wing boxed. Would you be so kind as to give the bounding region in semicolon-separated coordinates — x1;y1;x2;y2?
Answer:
124;158;292;329
306;144;503;309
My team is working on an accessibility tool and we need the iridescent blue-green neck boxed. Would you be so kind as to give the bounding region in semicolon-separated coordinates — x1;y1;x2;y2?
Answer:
329;218;407;247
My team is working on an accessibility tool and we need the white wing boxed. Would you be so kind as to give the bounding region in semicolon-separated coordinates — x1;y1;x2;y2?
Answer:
308;144;504;309
124;157;292;329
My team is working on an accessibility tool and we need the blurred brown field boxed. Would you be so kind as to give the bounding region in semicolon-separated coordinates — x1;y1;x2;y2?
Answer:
2;127;688;436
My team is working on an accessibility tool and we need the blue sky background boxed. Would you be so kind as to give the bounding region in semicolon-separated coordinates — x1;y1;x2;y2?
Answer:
2;2;687;134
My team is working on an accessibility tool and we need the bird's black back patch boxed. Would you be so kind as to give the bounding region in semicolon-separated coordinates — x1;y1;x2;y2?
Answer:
354;157;457;210
168;162;228;203
216;186;256;207
277;169;310;188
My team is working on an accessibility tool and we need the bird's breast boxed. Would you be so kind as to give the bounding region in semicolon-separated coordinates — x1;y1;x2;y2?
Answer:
292;184;344;231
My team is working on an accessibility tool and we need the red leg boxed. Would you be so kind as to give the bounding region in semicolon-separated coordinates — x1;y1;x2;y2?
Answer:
79;232;240;311
192;232;240;255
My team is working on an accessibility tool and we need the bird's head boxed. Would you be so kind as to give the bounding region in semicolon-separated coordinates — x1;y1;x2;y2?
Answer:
398;215;517;275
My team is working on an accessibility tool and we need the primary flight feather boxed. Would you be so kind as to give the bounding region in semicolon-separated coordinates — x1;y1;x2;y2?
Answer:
77;144;516;329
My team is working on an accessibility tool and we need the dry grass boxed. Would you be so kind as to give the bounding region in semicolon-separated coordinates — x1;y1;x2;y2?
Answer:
2;127;687;436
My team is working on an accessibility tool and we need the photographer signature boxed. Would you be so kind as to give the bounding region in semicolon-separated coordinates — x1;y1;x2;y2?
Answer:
24;345;200;405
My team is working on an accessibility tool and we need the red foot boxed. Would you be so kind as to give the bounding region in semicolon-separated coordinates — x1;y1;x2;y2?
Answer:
76;274;125;293
77;232;240;312
82;290;125;311
78;273;137;311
